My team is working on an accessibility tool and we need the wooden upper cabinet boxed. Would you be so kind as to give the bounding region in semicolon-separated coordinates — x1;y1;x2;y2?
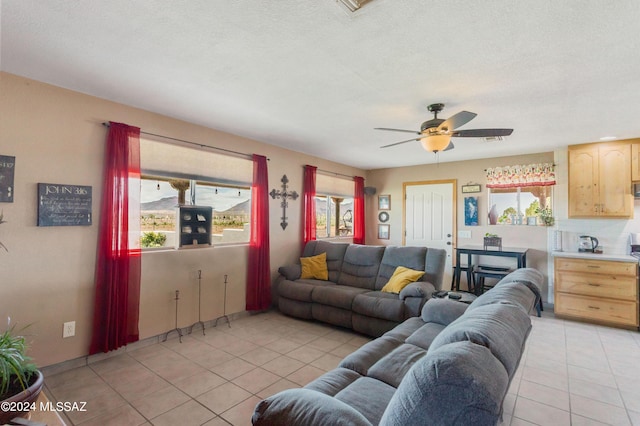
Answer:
632;141;640;181
568;141;633;218
568;146;599;217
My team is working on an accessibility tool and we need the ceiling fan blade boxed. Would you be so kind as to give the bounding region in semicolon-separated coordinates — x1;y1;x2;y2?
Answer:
374;127;421;135
443;141;455;151
437;111;477;131
380;136;421;148
451;128;514;138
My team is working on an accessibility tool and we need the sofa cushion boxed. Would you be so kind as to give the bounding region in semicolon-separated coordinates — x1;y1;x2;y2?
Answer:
312;285;368;310
375;246;427;290
308;240;350;283
428;303;531;377
252;388;372;426
300;252;329;280
404;322;447;350
381;317;424;341
335;377;396;425
305;367;362;397
337;245;385;289
367;343;427;388
340;336;403;376
380;266;425;294
379;341;509;426
279;279;334;302
423;248;448;291
352;292;405;322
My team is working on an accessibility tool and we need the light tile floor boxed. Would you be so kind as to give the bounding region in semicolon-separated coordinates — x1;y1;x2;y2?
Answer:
43;310;640;425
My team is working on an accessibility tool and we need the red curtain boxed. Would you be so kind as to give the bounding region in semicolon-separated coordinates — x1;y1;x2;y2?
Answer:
246;154;271;311
90;122;141;354
353;176;365;244
302;165;317;249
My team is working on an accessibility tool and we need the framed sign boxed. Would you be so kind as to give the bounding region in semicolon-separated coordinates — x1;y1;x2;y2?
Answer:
0;155;15;203
462;184;481;193
378;224;390;240
378;194;390;210
37;183;92;226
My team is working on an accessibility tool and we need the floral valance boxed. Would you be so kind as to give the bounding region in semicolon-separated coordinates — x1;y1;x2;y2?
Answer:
485;163;556;188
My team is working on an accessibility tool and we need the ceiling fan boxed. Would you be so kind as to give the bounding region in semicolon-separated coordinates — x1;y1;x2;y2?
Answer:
375;103;513;153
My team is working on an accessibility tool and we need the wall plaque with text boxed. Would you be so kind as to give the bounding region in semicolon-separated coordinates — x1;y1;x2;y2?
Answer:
37;183;92;227
0;155;15;202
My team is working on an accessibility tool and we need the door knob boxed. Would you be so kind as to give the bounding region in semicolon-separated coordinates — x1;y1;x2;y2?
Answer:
446;242;452;245
447;234;452;237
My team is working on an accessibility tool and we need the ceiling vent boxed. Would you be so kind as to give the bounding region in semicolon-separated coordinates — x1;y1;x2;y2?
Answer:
484;136;505;142
336;0;372;12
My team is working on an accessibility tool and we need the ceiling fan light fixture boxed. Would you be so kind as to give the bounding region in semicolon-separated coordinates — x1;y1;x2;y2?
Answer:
421;134;451;153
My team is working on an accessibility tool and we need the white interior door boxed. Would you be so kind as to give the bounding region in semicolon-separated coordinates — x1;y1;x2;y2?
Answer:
404;182;455;281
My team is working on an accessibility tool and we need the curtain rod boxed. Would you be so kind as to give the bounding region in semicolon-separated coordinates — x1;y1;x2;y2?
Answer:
314;167;357;180
102;122;268;161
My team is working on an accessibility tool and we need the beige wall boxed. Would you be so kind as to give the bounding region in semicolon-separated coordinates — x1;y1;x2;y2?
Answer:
0;72;365;367
366;152;555;300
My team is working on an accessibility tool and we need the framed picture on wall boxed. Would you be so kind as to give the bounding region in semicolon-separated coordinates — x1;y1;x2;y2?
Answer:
464;196;479;226
378;194;390;210
378;224;390;240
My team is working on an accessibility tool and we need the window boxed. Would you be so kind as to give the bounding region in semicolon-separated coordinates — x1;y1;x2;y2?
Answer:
139;138;252;248
488;185;552;225
486;163;555;226
315;195;354;238
314;173;355;239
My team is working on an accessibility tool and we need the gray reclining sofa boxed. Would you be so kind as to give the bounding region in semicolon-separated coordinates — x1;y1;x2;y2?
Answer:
254;268;543;426
274;240;447;337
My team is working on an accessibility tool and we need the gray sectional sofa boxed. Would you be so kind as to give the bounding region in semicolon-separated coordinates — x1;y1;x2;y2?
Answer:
253;268;543;426
274;241;447;337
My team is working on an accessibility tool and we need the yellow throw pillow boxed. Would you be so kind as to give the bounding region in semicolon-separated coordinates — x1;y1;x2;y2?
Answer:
381;266;425;294
300;252;329;280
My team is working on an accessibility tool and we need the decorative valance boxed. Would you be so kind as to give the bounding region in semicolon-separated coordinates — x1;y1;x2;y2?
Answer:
485;163;556;188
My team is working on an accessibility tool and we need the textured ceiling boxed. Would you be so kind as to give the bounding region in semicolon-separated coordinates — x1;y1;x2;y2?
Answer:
2;1;640;170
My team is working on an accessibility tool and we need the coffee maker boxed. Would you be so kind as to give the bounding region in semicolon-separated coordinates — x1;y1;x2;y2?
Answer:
578;235;599;253
630;233;640;259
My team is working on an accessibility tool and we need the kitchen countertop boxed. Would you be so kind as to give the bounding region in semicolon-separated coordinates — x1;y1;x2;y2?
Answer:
552;250;637;263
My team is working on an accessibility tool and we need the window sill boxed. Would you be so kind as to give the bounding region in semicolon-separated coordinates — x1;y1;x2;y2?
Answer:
142;242;249;253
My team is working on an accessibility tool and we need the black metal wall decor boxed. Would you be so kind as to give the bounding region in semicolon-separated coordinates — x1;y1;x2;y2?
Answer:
270;175;299;230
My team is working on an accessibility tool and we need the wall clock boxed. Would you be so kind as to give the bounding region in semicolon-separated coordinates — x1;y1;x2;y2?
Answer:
378;211;389;223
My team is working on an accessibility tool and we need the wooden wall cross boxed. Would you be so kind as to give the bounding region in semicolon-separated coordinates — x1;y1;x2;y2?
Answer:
270;175;299;230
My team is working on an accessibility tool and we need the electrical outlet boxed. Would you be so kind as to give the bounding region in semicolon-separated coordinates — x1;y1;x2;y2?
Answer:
63;321;75;338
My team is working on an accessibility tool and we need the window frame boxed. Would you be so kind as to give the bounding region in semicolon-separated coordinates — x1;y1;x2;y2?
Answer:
140;174;251;250
487;185;553;226
314;194;355;240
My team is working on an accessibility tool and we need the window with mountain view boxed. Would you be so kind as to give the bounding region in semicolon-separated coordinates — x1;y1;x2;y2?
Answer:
139;138;252;249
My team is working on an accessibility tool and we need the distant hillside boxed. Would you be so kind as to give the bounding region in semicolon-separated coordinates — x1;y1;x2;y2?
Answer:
219;199;250;215
141;196;178;210
141;196;250;214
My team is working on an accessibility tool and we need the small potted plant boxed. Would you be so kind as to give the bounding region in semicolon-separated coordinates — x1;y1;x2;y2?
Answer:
484;233;502;250
535;206;555;226
0;318;44;423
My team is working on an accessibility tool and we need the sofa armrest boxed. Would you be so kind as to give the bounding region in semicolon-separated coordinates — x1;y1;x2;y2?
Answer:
252;389;372;426
420;298;468;325
399;281;436;300
278;264;301;281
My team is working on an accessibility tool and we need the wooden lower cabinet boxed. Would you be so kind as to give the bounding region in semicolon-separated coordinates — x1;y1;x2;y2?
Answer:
554;257;639;328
